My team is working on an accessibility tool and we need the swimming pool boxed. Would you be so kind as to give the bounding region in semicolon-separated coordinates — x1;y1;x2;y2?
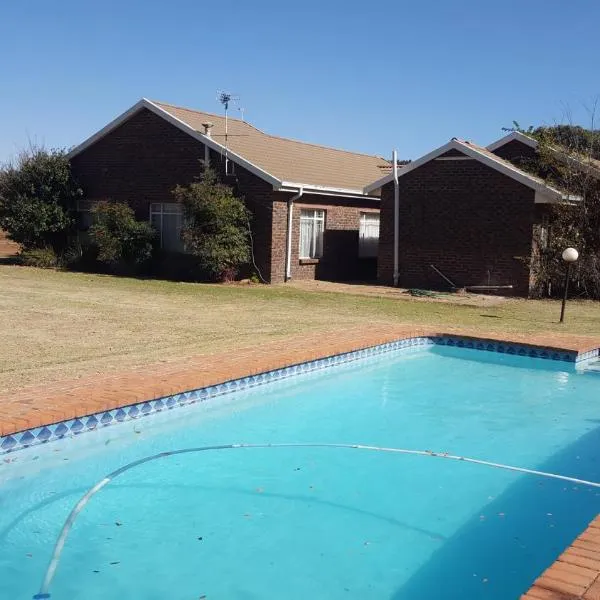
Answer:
1;340;599;599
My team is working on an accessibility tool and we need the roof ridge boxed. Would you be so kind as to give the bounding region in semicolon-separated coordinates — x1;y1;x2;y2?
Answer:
150;100;238;123
151;99;389;163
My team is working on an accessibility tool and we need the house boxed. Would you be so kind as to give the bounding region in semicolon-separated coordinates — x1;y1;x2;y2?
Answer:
365;136;568;296
68;99;390;282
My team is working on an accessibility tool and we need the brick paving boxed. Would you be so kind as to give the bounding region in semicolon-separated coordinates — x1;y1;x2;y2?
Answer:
0;323;597;438
521;516;600;599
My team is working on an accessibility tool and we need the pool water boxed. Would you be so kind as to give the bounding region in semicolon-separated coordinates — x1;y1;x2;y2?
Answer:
1;345;599;600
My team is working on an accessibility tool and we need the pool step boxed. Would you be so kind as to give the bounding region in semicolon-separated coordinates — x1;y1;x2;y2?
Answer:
579;359;600;374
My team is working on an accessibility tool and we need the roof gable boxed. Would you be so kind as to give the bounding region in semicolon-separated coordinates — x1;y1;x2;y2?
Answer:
486;131;538;152
364;138;563;202
68;99;389;196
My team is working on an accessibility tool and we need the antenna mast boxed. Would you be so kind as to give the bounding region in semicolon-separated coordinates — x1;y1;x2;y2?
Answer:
217;90;239;174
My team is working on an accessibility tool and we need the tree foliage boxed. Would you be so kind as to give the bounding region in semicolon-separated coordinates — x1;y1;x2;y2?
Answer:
512;123;600;298
0;147;82;252
89;201;155;272
173;169;250;281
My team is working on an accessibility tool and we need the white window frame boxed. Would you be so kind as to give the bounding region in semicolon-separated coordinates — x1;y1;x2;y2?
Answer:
299;209;325;259
149;202;184;251
358;211;380;258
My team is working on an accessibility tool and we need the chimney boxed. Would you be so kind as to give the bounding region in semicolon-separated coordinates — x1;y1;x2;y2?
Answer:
201;122;214;137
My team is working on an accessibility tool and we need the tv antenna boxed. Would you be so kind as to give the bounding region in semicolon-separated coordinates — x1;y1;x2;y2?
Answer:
216;90;239;173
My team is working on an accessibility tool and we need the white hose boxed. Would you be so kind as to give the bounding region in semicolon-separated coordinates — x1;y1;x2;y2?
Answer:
33;442;600;599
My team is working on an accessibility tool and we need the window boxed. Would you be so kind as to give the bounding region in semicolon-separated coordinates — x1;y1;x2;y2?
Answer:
225;157;235;176
299;209;325;259
76;199;95;230
150;203;184;252
538;214;550;250
359;212;380;258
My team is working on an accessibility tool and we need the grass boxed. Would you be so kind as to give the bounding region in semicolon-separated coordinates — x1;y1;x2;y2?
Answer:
1;265;599;394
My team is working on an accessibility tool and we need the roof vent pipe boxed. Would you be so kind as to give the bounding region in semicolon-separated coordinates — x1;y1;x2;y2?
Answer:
201;122;214;137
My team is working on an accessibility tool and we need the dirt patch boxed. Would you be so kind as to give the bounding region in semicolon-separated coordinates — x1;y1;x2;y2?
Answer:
0;231;19;257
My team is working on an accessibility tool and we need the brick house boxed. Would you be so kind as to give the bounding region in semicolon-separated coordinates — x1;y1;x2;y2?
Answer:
365;136;567;296
68;99;389;283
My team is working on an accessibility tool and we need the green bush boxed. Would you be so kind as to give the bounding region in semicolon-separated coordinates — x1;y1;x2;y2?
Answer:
173;169;250;281
88;201;155;273
18;247;58;268
0;147;81;253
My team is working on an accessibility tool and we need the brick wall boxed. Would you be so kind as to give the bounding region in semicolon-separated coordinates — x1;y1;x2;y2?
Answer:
70;108;275;280
271;192;380;283
378;153;536;295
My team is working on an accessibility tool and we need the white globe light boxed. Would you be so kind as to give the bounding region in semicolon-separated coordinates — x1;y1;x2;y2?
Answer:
562;247;579;263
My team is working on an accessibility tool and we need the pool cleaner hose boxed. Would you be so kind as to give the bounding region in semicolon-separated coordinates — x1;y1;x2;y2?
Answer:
33;442;600;599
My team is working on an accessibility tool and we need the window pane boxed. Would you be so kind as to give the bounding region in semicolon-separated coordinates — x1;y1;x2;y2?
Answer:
359;212;380;258
300;218;313;258
314;217;324;258
162;203;183;215
162;212;184;252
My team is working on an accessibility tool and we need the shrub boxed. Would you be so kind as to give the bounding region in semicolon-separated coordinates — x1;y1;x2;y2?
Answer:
18;247;58;268
88;201;155;273
173;169;250;281
0;147;81;253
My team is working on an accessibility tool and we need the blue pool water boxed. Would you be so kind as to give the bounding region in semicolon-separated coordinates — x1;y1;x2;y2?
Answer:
1;345;600;599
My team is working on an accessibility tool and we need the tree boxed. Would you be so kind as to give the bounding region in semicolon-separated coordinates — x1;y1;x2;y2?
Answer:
512;111;600;298
0;147;82;252
89;201;155;273
173;169;250;281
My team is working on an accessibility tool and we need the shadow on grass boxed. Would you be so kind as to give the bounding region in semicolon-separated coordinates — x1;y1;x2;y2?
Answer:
390;425;600;600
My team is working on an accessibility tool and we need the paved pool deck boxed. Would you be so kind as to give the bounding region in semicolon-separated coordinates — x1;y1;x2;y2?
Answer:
1;323;599;599
1;324;598;438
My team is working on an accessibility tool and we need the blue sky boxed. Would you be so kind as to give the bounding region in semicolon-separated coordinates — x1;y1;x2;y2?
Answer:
1;0;599;163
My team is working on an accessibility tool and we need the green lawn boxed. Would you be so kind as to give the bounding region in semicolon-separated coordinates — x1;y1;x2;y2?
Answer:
1;265;598;393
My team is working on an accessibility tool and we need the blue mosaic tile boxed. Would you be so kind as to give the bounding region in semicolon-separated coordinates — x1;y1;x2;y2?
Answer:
1;435;17;451
36;427;52;442
19;431;35;446
153;399;165;411
54;422;69;437
70;419;84;434
100;412;113;426
115;409;127;422
85;415;98;430
127;406;139;418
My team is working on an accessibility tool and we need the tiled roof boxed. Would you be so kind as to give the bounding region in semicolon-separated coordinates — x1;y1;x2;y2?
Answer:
152;101;391;191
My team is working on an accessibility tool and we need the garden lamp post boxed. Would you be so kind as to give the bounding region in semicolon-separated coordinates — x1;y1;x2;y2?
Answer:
559;247;579;323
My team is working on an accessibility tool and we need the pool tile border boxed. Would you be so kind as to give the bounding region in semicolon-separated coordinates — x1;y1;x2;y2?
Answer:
1;334;598;456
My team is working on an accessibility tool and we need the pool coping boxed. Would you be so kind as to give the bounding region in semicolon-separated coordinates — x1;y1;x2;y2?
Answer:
521;515;600;599
1;330;598;455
